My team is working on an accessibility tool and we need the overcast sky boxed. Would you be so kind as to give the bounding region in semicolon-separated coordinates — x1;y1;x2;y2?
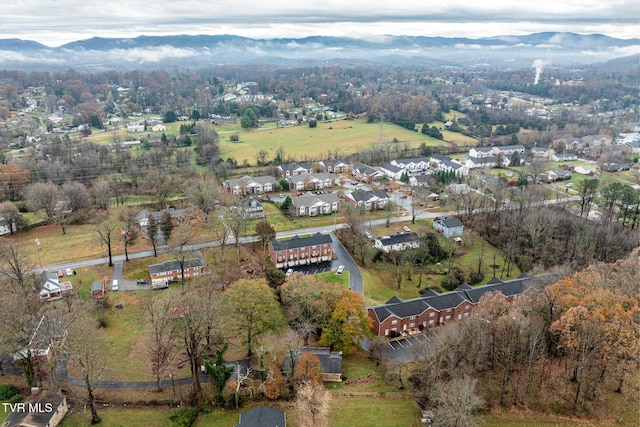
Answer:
1;0;638;47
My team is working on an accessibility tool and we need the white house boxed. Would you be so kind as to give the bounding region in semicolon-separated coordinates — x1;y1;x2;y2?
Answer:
574;165;597;175
433;216;464;238
291;193;339;217
374;232;420;252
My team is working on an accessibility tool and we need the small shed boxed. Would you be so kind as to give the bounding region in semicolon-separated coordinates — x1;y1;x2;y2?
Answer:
91;281;105;299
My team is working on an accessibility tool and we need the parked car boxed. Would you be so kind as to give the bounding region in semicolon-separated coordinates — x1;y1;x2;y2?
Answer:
336;265;345;275
111;280;119;291
136;279;149;285
285;268;294;277
65;268;73;276
57;270;64;278
363;231;373;239
403;226;411;232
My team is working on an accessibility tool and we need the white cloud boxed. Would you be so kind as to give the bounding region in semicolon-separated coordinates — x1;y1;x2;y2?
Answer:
0;1;637;46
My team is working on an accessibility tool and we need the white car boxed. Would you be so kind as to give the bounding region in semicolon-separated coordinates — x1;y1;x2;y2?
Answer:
285;268;294;277
66;268;73;276
111;280;119;291
403;226;411;232
363;231;373;239
336;265;345;275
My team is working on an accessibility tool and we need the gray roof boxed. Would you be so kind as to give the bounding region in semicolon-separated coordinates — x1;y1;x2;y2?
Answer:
378;232;419;246
431;154;463;170
349;189;388;203
236;405;286;427
292;193;339;207
283;347;342;375
368;275;553;321
91;281;104;292
379;162;403;173
270;233;332;251
393;157;429;165
149;259;202;275
224;175;277;189
435;217;463;228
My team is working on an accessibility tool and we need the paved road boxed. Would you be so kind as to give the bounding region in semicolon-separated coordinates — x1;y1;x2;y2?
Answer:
35;195;578;277
330;233;363;296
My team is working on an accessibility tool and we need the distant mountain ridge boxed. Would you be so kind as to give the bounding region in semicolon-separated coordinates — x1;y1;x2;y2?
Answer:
0;32;638;71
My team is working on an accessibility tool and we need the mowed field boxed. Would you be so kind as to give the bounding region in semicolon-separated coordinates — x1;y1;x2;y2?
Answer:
217;119;450;164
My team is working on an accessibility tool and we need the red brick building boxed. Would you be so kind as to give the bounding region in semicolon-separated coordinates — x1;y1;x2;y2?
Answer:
269;233;333;269
368;275;545;337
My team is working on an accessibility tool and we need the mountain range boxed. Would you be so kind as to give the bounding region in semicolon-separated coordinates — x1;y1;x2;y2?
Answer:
0;32;637;71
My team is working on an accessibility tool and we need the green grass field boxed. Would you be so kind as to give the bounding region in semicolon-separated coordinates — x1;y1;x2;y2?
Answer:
218;119;448;165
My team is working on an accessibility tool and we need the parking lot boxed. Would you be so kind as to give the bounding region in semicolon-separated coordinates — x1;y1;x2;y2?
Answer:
388;332;430;350
282;261;332;276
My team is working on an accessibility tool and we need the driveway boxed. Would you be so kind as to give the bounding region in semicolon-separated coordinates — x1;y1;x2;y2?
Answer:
110;261;137;292
330;233;363;296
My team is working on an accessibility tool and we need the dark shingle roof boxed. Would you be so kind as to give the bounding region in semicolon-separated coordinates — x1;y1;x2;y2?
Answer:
270;233;332;251
378;232;419;246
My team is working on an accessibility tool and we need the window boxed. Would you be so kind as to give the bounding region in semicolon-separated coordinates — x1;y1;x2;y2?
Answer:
385;329;389;336
445;315;451;320
391;320;398;325
428;320;434;325
410;316;416;320
465;305;470;310
409;323;415;328
429;312;435;317
464;312;469;317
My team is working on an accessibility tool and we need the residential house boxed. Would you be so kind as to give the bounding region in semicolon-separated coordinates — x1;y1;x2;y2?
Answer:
391;157;430;173
530;146;554;159
91;281;105;299
374;232;420;252
2;389;68;427
237;197;265;219
13;315;67;363
287;173;338;191
429;154;467;176
574;165;597;175
603;163;630;172
278;162;314;177
37;271;73;302
352;163;383;183
552;137;583;151
367;274;545;336
551;152;578;162
468;147;494;158
433;216;464;238
0;215;17;236
127;124;144;132
545;169;572;182
622;141;640;154
493;144;525;156
269;233;333;269
321;159;350;173
377;162;404;181
291;193;339;217
586;145;622;160
283;347;343;382
223;176;277;195
149;259;203;288
344;189;390;211
151;124;166;132
235;406;286;427
465;156;498;169
582;134;613;146
136;208;189;228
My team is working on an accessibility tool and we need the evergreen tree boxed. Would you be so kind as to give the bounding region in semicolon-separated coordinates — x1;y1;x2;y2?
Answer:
160;211;174;243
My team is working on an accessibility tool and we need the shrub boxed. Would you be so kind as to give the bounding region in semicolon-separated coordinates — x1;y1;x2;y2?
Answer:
468;270;485;285
0;384;20;400
168;407;198;427
8;394;22;404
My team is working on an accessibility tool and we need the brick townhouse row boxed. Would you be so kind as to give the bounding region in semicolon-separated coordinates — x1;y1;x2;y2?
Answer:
368;274;548;337
269;233;333;269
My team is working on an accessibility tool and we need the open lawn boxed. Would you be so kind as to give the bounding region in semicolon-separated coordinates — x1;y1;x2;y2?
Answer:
60;406;173;427
218;119;447;165
331;396;419;427
316;270;350;289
